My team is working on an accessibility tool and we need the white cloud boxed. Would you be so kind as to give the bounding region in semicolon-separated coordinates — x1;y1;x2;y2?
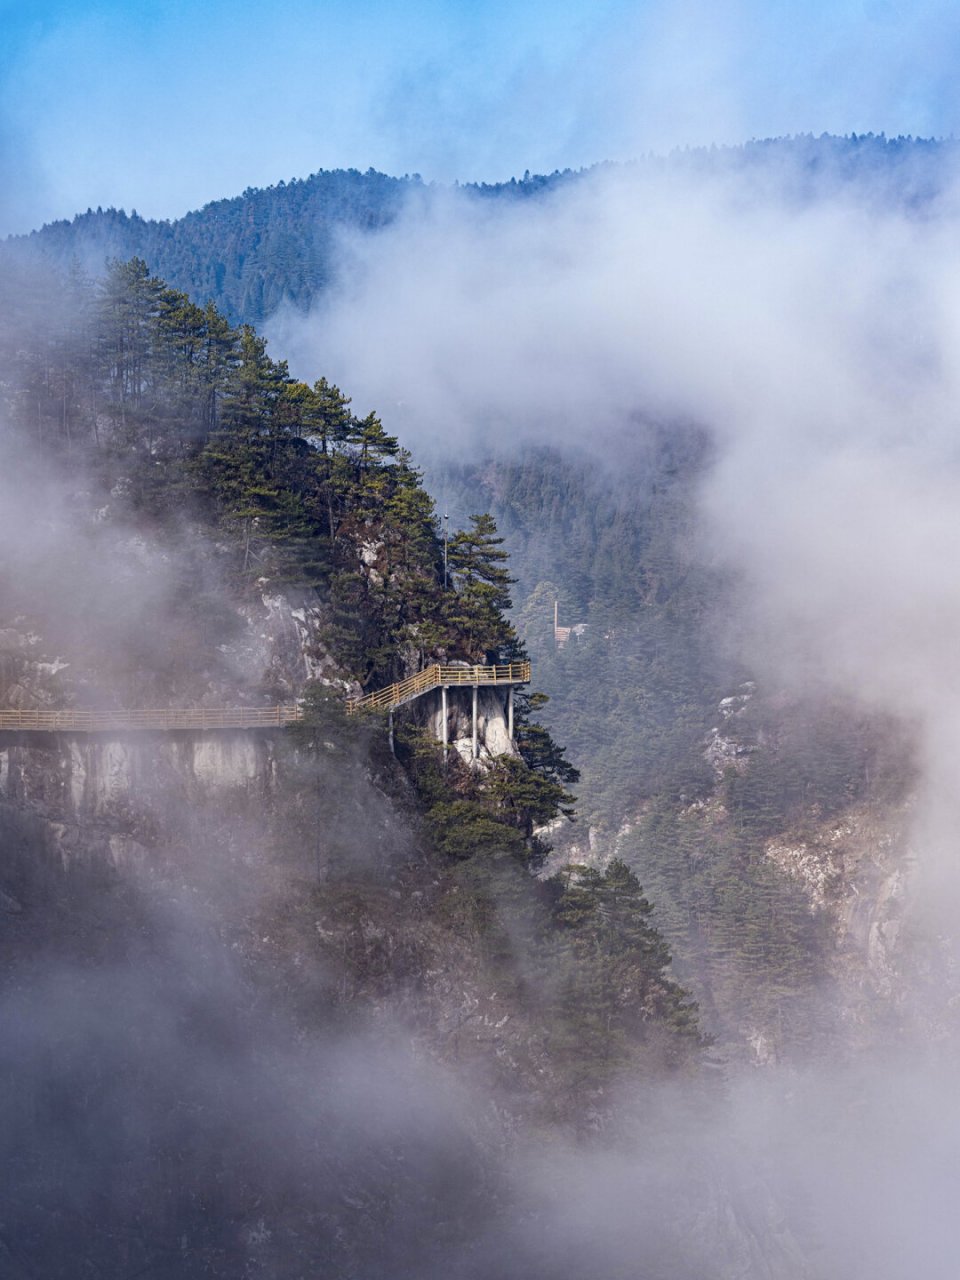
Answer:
273;150;960;916
6;0;960;234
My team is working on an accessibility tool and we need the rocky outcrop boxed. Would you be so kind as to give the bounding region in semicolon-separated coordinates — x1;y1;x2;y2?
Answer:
404;684;519;764
0;578;341;883
704;682;758;778
0;580;343;715
542;680;920;1061
765;802;915;1027
232;586;350;700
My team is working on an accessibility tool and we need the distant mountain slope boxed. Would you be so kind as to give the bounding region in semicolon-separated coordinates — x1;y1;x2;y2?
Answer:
2;166;579;325
0;132;935;1062
5;134;955;328
4;169;417;325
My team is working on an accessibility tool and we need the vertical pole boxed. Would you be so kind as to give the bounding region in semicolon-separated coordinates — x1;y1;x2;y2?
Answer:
441;686;448;763
472;686;479;761
443;513;449;588
508;685;514;741
321;773;330;885
388;710;394;756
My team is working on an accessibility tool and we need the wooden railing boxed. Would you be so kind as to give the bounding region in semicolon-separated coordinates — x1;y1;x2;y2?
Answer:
0;663;533;730
0;705;303;733
347;661;531;715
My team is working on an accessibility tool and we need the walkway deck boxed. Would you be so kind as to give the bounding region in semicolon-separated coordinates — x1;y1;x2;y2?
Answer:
0;705;303;733
0;662;532;734
346;661;531;715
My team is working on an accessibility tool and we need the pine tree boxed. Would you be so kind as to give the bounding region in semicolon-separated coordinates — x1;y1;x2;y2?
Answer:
446;513;516;660
97;257;166;446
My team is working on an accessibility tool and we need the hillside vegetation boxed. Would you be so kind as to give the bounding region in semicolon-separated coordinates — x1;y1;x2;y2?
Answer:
0;253;702;1099
433;436;915;1057
0;137;929;1058
4;135;954;326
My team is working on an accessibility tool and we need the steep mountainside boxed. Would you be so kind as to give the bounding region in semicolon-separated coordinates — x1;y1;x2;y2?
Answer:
1;149;951;1277
0;256;722;1277
430;439;919;1062
1;138;937;1063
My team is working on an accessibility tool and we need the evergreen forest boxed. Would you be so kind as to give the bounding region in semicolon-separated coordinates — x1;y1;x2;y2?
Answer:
0;137;926;1059
5;134;955;326
0;133;939;1280
0;251;702;1095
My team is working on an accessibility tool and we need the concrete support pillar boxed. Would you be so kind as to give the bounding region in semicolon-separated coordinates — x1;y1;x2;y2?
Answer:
441;686;449;763
472;686;479;761
508;685;514;741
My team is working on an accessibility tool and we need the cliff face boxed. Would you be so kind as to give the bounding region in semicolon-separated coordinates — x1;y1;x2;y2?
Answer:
0;730;275;867
0;717;516;1279
0;581;321;880
0;568;564;1094
543;682;921;1065
408;684;518;763
764;801;914;1022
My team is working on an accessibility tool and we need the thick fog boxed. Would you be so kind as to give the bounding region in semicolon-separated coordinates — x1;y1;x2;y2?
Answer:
265;154;960;1272
0;412;492;1276
274;157;960;901
9;150;960;1274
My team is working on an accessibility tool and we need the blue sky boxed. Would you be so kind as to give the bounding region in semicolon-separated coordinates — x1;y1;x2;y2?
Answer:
2;0;959;236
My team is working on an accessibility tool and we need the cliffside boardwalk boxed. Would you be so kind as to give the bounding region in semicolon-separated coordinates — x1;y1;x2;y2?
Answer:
347;661;532;760
0;706;303;732
0;663;531;759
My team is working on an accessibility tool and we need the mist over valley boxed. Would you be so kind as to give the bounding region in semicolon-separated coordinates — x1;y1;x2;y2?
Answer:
4;5;960;1273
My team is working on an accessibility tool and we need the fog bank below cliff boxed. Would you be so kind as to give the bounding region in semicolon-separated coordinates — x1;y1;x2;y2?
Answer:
273;155;960;915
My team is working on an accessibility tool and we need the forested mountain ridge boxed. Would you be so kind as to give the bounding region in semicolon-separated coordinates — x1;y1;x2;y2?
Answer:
1;134;934;1063
1;166;580;326
4;134;955;328
0;251;701;1123
0;142;940;1277
6;169;415;325
436;443;916;1061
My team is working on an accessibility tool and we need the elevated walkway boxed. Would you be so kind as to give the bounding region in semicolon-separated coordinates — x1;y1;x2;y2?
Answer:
346;661;531;714
0;662;531;749
0;705;303;733
347;661;531;761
